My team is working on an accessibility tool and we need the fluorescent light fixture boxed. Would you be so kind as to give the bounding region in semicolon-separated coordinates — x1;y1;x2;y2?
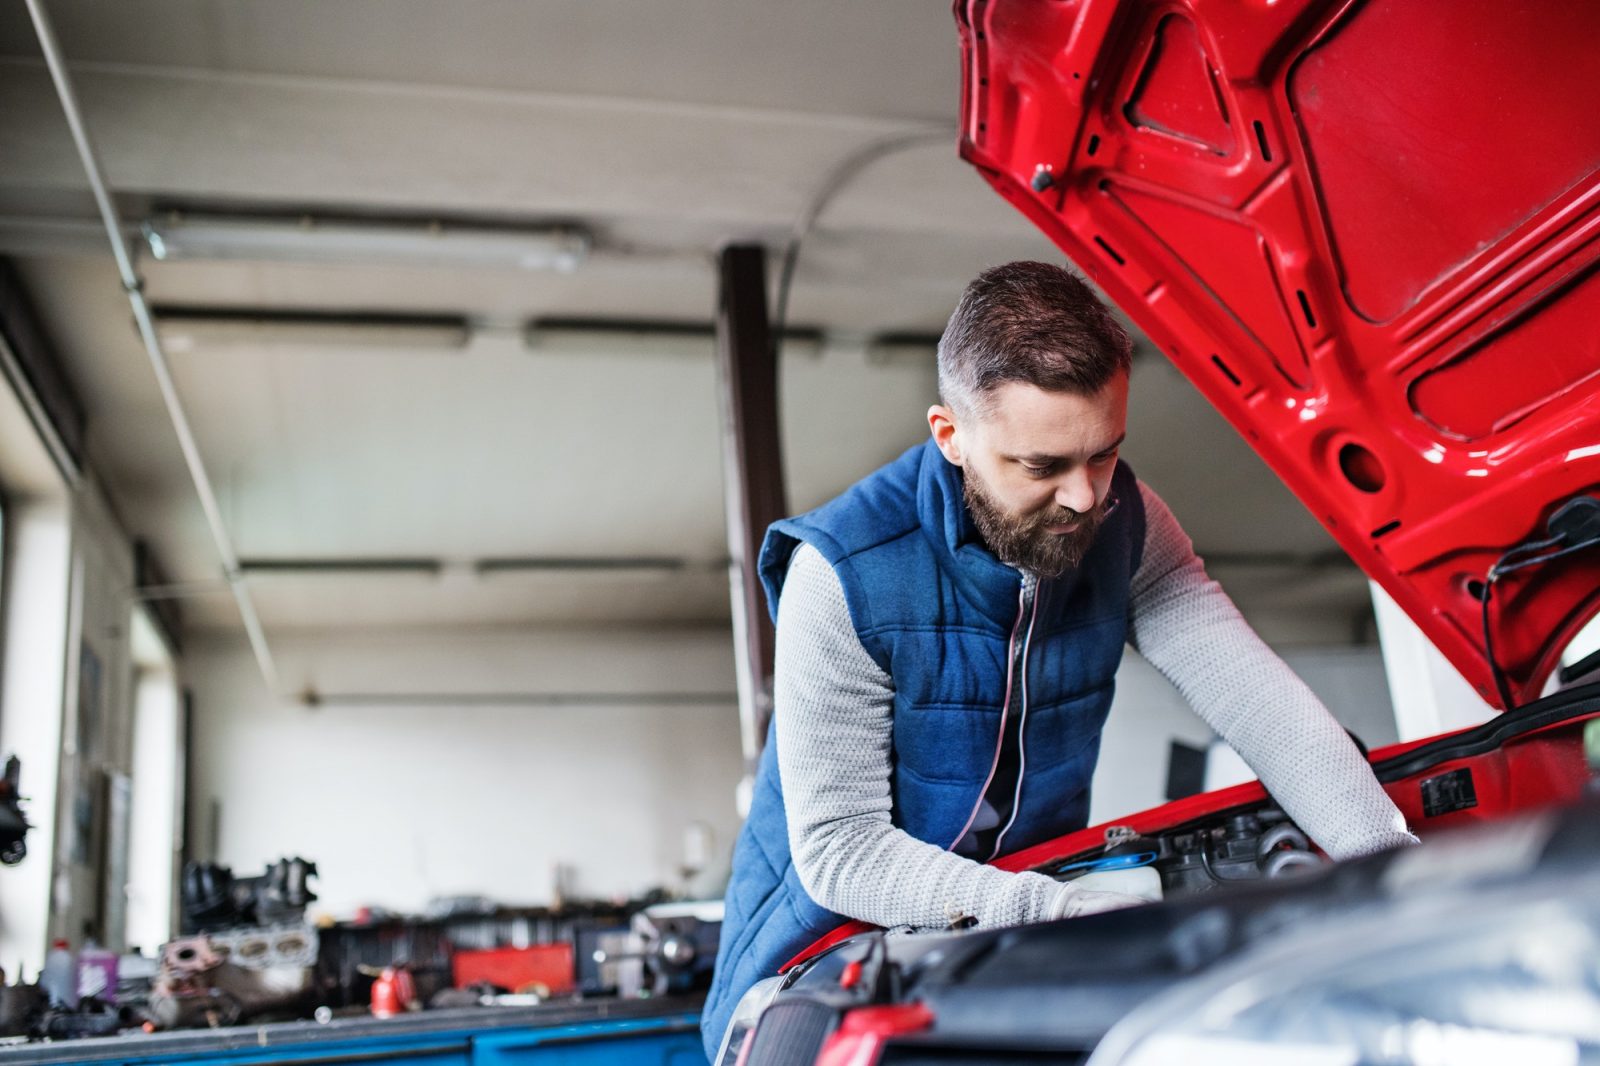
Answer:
475;556;696;575
866;331;941;365
142;213;589;273
238;558;444;576
527;317;717;358
525;317;824;358
153;309;471;352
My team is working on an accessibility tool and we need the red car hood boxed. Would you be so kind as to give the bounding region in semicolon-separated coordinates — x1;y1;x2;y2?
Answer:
954;0;1600;708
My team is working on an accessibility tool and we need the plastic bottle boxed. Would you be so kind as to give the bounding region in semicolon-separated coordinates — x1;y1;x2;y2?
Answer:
41;940;77;1009
75;940;118;1004
1071;865;1163;902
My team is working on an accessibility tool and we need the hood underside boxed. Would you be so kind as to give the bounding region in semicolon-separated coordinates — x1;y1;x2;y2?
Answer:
955;0;1600;708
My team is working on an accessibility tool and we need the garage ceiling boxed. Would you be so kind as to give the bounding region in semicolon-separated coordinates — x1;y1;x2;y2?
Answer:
0;0;1362;639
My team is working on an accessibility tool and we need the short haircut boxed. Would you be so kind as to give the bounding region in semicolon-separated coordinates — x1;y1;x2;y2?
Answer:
937;261;1132;419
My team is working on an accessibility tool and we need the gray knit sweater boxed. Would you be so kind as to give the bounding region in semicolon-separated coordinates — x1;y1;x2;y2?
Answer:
773;480;1416;931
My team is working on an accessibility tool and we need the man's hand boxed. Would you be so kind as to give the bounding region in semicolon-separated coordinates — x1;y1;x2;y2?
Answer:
1046;881;1150;920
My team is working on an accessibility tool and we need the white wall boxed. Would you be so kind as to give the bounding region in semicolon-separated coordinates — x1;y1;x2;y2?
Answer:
1566;614;1600;681
193;622;1393;912
1279;645;1398;750
1090;643;1395;825
1370;582;1496;741
1090;652;1216;824
0;475;140;972
0;499;72;977
187;626;744;917
51;479;139;949
126;606;182;955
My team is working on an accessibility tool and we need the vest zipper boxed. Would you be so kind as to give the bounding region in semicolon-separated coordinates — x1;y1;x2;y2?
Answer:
988;586;1041;860
947;582;1029;851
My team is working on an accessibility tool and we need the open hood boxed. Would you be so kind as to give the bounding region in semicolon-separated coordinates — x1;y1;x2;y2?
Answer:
955;0;1600;708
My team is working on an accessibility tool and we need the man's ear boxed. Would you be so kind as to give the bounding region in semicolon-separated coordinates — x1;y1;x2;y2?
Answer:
928;404;964;466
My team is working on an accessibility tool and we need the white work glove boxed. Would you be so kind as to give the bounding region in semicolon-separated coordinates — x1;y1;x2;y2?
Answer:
1046;881;1149;920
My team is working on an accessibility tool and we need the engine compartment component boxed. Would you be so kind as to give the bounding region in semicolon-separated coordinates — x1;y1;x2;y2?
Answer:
738;796;1600;1066
1049;806;1326;901
146;857;324;1029
148;925;320;1029
591;900;723;998
181;857;319;932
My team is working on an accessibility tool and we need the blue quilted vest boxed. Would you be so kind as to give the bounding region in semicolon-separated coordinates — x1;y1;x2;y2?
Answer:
701;440;1145;1059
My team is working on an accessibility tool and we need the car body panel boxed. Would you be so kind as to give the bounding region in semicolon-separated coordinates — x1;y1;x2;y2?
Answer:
952;0;1600;707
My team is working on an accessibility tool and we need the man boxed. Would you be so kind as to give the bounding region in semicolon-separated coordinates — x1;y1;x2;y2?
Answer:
701;261;1415;1059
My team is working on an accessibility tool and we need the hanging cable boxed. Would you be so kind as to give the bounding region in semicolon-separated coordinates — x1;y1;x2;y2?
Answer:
25;0;280;693
771;126;957;350
1480;496;1600;711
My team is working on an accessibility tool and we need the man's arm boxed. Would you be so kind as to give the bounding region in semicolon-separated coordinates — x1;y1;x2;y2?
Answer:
1127;482;1417;859
774;544;1136;929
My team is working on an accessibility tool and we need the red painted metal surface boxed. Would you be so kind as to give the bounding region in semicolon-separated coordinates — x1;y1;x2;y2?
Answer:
813;1004;935;1066
451;943;575;995
952;0;1600;707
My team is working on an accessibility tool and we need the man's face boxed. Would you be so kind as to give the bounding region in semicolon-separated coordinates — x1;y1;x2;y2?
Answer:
929;373;1129;578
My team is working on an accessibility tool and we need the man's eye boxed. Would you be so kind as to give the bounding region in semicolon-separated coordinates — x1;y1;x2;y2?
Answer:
1022;464;1053;477
1091;449;1119;465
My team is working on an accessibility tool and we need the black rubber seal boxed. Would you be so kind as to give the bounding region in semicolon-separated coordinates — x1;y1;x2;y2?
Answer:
1372;680;1600;783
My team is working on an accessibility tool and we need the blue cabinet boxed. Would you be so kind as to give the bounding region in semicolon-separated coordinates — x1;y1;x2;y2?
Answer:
476;1016;703;1066
9;1008;705;1066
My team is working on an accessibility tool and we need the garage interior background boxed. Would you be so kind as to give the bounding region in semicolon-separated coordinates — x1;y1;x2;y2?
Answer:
0;0;1592;977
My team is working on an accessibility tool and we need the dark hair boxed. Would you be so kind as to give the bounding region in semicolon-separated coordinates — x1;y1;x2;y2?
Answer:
937;261;1132;418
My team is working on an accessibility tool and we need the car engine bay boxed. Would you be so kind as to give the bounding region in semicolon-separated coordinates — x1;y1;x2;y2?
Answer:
1047;806;1326;905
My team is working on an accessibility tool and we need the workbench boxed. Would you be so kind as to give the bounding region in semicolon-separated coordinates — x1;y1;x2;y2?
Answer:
0;996;704;1065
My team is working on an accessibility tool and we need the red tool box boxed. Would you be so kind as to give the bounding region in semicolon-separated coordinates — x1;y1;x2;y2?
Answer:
452;943;576;996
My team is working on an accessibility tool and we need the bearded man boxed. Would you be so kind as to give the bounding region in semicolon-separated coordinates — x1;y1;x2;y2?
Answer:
701;261;1416;1059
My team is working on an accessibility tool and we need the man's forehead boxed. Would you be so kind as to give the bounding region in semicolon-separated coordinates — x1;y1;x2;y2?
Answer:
977;378;1128;451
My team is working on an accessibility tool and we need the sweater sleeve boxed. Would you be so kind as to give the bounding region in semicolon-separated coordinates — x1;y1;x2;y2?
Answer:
1126;481;1418;859
773;543;1071;929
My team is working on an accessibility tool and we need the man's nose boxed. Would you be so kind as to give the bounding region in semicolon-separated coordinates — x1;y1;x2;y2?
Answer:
1055;469;1096;514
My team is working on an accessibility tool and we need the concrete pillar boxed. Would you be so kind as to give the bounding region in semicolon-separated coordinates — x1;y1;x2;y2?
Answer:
1370;582;1496;742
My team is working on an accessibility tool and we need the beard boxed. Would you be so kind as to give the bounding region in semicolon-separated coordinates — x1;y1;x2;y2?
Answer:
962;467;1109;579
